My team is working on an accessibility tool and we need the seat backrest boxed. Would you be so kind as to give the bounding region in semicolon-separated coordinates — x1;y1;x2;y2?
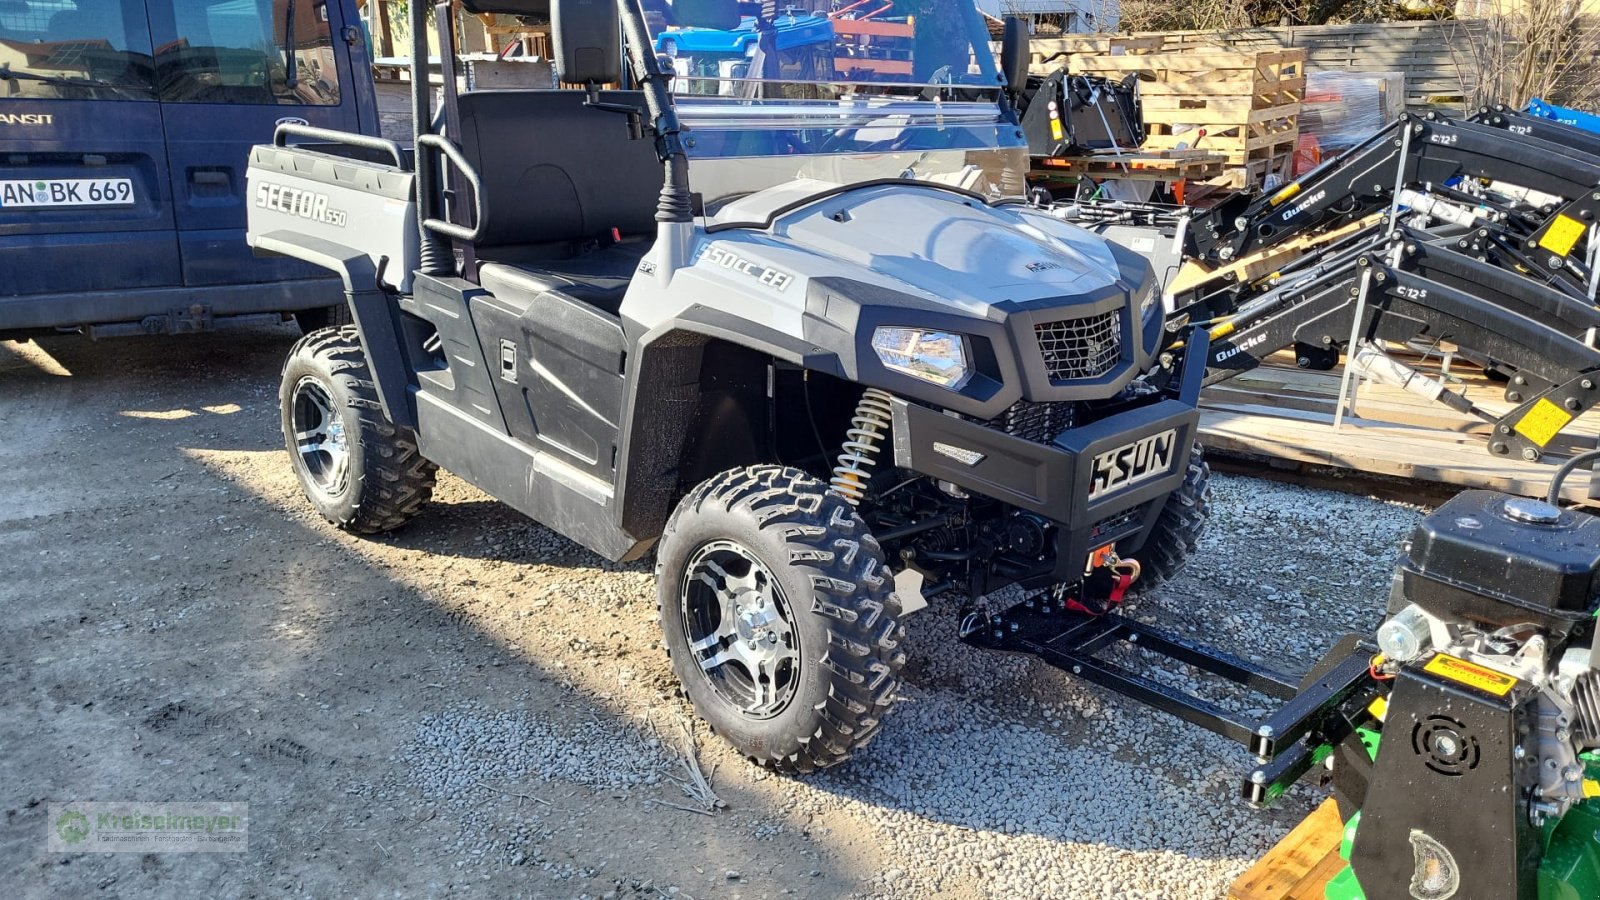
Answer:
455;90;663;250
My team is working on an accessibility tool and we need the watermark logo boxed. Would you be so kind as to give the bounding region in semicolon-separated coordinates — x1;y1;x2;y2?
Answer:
55;811;89;845
47;803;248;853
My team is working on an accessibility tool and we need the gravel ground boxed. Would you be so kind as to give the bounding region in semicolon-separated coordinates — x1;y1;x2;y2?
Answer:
0;328;1425;898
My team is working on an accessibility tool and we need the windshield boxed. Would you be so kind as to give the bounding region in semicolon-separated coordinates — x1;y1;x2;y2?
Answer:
649;0;1026;209
0;0;339;103
649;0;999;99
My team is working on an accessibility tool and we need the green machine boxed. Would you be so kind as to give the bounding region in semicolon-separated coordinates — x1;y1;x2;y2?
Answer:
1307;483;1600;899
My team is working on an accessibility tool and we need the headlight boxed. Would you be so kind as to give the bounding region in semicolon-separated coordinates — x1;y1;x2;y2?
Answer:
871;327;971;390
1139;283;1161;319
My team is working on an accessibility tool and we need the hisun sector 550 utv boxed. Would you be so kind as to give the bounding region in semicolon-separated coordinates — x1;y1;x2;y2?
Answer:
245;0;1212;770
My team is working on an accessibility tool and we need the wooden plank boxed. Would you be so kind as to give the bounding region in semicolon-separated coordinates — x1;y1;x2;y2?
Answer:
1286;850;1352;900
1228;799;1344;900
1199;410;1598;504
1052;22;1470;114
1068;49;1306;72
1167;214;1382;297
1031;150;1228;180
1204;357;1600;440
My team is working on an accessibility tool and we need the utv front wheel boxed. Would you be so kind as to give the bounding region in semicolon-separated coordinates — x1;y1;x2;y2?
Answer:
280;326;437;534
657;466;906;773
1129;442;1211;589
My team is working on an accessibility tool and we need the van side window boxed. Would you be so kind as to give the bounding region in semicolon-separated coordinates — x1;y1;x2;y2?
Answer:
155;0;340;105
0;0;157;99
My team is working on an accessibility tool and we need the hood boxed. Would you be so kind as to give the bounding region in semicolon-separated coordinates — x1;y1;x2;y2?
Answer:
709;180;1140;312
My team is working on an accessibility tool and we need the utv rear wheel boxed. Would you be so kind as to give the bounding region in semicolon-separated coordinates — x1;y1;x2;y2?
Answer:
1129;442;1211;589
280;326;437;534
657;465;906;773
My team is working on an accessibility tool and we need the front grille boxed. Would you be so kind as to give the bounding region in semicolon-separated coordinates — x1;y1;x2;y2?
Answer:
991;400;1077;444
1035;310;1122;381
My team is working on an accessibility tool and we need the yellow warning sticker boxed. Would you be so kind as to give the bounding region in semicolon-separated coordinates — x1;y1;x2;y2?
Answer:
1513;397;1575;447
1423;654;1518;697
1049;116;1064;142
1539;213;1587;258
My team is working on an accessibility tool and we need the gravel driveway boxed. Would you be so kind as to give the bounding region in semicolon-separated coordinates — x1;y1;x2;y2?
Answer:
0;328;1424;898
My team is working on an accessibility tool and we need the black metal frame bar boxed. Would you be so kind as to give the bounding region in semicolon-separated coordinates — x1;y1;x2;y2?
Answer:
1187;113;1600;270
965;597;1376;803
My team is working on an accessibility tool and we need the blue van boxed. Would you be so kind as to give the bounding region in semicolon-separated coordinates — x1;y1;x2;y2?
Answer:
0;0;377;337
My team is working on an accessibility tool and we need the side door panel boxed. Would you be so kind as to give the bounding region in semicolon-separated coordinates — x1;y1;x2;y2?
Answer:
147;0;371;286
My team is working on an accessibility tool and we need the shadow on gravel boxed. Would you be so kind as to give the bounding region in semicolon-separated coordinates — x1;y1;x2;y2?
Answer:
0;328;870;899
6;329;301;455
372;498;643;571
0;327;1324;899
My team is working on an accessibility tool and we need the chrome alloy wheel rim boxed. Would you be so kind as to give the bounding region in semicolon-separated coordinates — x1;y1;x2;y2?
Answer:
291;376;350;494
679;539;800;719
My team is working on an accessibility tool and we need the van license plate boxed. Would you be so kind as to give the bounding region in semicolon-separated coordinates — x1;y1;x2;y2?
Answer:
0;178;135;209
1087;428;1179;500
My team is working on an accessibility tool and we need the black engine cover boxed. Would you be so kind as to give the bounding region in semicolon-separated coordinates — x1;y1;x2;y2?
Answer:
1390;489;1600;632
1350;663;1540;899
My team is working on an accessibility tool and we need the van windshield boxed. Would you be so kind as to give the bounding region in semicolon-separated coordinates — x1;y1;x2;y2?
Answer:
0;0;155;98
0;0;340;103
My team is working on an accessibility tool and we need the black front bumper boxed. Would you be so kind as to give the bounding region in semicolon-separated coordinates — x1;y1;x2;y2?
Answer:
888;328;1207;579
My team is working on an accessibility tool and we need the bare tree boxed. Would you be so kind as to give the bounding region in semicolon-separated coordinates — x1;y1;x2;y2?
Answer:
1117;0;1250;31
1447;0;1600;111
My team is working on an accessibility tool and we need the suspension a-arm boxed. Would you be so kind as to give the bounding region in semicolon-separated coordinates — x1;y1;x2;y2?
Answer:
1186;114;1600;277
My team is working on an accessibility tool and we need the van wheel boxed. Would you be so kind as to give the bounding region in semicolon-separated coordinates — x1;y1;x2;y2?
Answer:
295;303;353;335
1129;442;1211;589
656;465;906;774
280;326;436;534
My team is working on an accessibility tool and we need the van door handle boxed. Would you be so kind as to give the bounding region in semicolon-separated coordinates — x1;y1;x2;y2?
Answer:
190;170;230;186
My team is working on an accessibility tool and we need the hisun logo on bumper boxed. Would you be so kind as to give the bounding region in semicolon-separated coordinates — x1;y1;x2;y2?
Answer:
1279;189;1326;222
0;113;53;126
1088;429;1177;500
254;182;347;227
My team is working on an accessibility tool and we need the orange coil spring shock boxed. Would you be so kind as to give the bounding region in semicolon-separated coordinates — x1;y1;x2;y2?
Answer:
829;387;895;506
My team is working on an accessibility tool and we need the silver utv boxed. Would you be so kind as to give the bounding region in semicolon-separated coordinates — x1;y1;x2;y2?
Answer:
245;0;1211;771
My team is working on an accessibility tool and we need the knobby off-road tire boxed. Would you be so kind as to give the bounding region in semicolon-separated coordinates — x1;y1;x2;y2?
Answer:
656;465;907;774
280;326;437;534
1130;441;1211;589
294;302;354;336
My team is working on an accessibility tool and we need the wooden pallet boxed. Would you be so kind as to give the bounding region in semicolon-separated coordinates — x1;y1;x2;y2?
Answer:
1199;352;1600;505
1069;49;1307;108
1067;48;1304;189
1026;34;1166;72
1207;152;1295;190
1143;112;1299;160
1229;799;1345;900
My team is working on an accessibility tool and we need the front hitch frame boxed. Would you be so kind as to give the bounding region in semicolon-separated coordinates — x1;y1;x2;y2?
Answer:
961;594;1379;805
